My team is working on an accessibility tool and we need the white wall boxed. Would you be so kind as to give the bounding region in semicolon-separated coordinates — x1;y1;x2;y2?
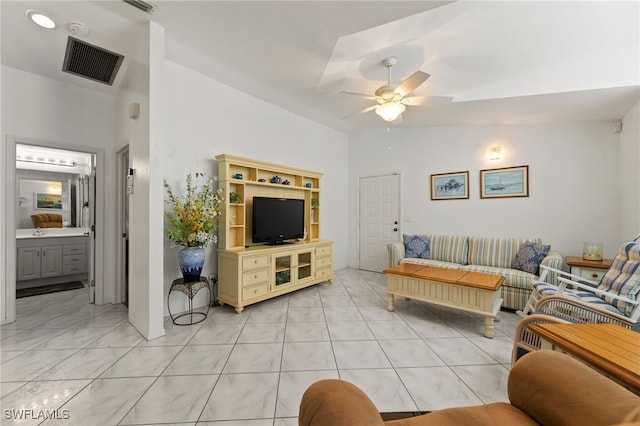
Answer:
1;65;115;324
347;122;622;266
113;22;166;340
161;60;349;314
619;99;640;242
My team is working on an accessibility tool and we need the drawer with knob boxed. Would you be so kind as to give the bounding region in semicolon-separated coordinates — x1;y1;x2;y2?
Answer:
242;268;269;286
579;268;606;282
243;283;269;300
242;255;270;270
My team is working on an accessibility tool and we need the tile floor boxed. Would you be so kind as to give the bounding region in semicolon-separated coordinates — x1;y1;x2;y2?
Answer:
1;268;521;425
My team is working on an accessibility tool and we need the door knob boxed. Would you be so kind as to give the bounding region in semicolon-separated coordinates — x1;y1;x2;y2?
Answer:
393;228;398;232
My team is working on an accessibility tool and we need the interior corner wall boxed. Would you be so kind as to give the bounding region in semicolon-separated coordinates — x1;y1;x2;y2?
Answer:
1;65;115;324
114;22;165;340
619;99;640;241
160;60;348;315
347;122;622;267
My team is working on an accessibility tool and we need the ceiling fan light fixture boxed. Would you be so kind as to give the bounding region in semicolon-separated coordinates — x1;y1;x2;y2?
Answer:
375;102;406;122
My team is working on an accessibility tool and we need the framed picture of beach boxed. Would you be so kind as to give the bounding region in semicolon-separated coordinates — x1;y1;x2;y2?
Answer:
430;171;469;200
480;165;529;199
35;193;63;209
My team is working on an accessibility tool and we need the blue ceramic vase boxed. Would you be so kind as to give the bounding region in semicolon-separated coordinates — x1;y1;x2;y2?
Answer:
178;246;205;283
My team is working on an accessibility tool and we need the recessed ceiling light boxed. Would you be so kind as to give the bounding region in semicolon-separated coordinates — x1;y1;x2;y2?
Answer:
26;10;57;29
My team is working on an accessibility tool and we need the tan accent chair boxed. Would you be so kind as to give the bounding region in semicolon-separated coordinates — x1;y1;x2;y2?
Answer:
31;213;63;228
299;350;640;426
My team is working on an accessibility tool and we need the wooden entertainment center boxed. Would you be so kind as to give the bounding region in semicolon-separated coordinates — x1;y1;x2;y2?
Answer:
216;154;333;313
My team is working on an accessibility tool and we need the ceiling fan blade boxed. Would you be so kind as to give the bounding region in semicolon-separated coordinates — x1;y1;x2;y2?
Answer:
341;104;377;120
339;90;377;100
401;95;453;106
401;96;426;106
396;71;430;97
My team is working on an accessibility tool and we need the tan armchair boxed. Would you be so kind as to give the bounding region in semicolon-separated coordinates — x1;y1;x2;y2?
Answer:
31;213;63;228
299;350;640;426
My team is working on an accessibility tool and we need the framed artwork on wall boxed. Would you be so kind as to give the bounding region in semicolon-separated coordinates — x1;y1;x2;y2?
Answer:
480;165;529;199
35;193;63;209
430;171;469;200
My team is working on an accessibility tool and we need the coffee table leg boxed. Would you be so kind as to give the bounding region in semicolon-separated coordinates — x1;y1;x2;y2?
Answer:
386;293;394;312
484;316;495;338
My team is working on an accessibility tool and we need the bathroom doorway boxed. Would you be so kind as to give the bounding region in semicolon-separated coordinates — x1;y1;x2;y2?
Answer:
3;137;105;324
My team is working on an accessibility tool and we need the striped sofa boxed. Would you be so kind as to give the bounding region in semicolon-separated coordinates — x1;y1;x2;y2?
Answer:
388;235;564;310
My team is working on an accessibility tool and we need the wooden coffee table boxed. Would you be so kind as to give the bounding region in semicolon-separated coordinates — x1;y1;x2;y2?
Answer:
383;264;504;338
528;323;640;394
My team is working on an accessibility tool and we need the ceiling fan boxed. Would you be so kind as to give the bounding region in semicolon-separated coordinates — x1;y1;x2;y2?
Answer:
340;57;450;123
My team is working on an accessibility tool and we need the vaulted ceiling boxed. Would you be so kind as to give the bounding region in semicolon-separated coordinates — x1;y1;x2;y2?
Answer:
2;1;639;131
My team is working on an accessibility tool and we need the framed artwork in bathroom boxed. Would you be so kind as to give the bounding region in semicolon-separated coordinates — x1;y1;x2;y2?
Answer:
35;193;63;210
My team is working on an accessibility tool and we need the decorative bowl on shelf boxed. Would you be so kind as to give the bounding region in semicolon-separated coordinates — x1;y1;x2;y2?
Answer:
271;176;282;184
282;180;290;185
258;178;266;183
234;173;243;180
305;183;312;188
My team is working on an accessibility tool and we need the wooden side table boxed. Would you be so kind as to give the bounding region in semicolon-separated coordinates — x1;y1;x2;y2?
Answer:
529;323;640;394
168;277;210;325
565;256;612;284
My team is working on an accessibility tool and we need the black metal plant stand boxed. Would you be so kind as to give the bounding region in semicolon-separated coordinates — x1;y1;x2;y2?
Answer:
168;277;210;325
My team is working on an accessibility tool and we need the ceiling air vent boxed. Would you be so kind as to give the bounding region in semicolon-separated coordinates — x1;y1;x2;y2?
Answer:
122;0;155;13
62;37;124;86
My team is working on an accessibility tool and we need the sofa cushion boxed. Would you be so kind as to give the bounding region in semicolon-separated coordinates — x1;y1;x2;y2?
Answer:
597;241;640;317
468;237;541;268
511;242;551;275
462;265;537;290
403;234;430;259
428;235;468;265
401;258;463;270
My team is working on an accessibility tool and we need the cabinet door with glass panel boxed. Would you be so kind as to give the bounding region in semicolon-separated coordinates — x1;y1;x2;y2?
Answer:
271;248;315;290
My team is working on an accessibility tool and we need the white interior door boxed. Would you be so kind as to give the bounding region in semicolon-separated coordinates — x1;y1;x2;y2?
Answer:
358;174;400;272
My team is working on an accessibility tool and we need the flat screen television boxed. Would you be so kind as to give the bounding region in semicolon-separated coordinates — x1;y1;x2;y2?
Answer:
252;197;305;244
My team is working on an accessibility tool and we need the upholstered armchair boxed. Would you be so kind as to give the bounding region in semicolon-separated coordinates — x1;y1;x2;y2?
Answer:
31;213;63;228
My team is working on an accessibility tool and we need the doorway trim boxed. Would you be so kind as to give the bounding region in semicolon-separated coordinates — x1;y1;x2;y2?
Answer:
356;171;403;271
115;143;129;304
2;135;106;325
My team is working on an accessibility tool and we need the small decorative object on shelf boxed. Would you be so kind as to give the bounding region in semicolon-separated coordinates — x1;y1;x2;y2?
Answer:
305;183;312;188
164;173;222;282
583;242;603;261
229;192;242;204
271;175;282;184
234;173;243;180
258;178;266;182
282;179;290;185
311;199;319;209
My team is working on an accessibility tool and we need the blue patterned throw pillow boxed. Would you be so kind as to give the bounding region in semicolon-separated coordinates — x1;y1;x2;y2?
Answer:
403;234;431;259
511;242;551;275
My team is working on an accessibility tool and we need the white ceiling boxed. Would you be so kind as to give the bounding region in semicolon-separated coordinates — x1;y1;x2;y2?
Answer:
2;1;639;132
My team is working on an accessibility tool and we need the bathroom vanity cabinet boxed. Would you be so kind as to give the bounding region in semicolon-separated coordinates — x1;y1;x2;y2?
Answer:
16;235;88;286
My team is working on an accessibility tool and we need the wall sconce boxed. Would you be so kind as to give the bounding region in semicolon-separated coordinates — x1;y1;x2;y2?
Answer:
487;145;504;161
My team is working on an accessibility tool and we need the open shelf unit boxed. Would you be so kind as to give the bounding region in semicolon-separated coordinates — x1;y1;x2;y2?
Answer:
216;154;333;313
217;154;322;250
